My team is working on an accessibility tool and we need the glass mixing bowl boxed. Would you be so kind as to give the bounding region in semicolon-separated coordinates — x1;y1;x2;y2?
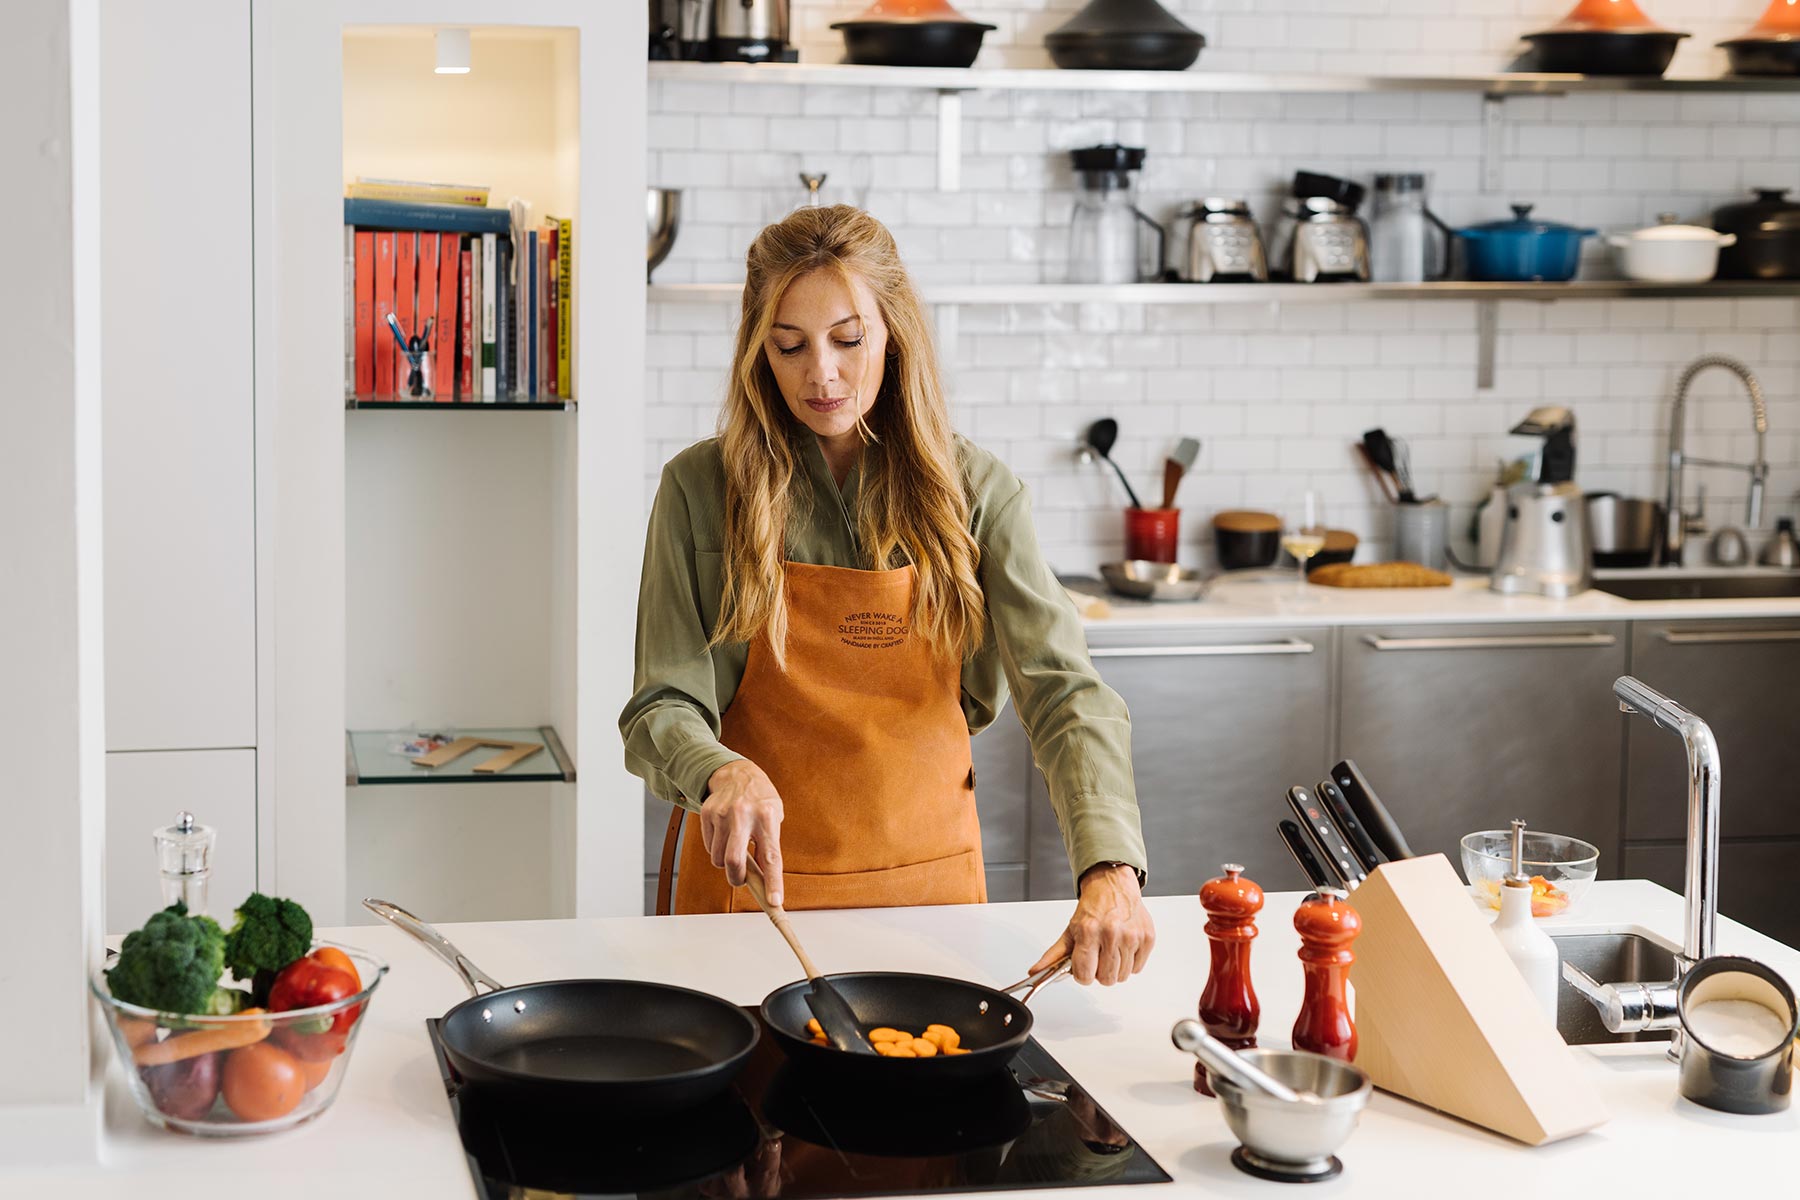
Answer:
90;941;387;1136
1460;830;1599;918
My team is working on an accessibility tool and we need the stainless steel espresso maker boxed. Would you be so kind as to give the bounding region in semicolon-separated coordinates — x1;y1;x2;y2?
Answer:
1490;407;1593;598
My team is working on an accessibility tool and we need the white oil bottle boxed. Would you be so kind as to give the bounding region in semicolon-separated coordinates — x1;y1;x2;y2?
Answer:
1492;818;1560;1022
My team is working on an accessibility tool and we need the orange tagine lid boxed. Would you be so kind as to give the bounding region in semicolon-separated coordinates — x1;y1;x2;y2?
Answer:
1538;0;1672;33
1737;0;1800;38
844;0;988;23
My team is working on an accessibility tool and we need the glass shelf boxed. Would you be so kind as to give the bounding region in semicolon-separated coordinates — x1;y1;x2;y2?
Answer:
346;726;575;786
346;398;573;411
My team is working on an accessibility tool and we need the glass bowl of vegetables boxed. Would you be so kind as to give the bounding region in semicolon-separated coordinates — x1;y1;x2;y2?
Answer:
92;930;387;1137
1460;829;1599;919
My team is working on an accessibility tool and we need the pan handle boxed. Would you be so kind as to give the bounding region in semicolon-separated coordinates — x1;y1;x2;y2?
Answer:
999;954;1073;1005
362;897;506;998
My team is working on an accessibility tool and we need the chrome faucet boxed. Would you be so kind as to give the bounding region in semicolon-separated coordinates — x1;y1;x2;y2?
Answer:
1662;354;1769;565
1562;677;1720;1058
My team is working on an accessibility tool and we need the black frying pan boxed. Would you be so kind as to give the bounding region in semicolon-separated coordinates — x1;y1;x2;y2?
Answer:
366;899;758;1112
758;958;1069;1090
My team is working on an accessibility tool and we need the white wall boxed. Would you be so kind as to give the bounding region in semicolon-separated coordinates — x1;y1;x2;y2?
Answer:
0;0;106;1159
646;2;1800;566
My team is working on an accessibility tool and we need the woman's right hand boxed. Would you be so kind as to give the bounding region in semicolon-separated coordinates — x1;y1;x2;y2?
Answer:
701;759;786;905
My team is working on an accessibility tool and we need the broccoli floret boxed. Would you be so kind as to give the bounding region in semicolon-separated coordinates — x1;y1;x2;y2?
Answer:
222;892;313;982
106;902;227;1014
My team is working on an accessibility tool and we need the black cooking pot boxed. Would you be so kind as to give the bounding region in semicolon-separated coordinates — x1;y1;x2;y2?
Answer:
1045;0;1205;71
1713;188;1800;279
1721;36;1800;75
832;17;996;68
1521;29;1686;75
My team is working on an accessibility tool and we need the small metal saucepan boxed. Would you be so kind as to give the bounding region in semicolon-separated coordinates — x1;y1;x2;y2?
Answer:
367;898;759;1111
759;956;1070;1090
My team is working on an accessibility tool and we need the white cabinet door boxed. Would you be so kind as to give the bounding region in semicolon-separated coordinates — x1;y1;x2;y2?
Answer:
107;750;257;935
100;0;255;751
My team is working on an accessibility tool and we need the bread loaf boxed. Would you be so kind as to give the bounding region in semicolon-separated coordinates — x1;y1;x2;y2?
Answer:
1308;562;1453;588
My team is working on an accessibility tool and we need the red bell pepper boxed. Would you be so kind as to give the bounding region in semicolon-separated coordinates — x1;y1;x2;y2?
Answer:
267;952;361;1061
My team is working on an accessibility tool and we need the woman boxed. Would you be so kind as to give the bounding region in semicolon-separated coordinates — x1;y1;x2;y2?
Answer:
620;205;1153;986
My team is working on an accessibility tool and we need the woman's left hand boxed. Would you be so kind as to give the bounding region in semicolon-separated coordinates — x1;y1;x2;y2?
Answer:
1028;863;1155;986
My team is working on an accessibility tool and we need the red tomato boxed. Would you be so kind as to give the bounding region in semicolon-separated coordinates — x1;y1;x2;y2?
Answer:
222;1042;305;1122
268;955;361;1061
297;1055;333;1093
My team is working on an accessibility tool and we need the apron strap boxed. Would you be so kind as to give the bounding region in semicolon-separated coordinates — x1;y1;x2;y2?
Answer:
655;803;686;916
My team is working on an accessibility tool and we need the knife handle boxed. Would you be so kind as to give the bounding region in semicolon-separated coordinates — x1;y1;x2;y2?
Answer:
1316;778;1386;873
1277;819;1334;891
1286;786;1364;888
1331;759;1416;861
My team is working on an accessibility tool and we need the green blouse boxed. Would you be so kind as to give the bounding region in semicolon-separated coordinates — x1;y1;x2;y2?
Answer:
618;433;1147;887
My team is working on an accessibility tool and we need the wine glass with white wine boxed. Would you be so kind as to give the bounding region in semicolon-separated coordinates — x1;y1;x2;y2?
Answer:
1282;490;1327;600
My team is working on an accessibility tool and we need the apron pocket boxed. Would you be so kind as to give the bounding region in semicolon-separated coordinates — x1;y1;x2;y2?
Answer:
729;848;987;913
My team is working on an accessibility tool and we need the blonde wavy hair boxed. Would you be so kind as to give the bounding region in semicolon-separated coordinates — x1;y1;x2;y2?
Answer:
711;205;984;667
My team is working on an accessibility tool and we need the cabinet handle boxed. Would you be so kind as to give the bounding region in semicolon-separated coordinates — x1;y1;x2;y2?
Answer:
1090;637;1315;658
1361;632;1617;652
1659;629;1800;646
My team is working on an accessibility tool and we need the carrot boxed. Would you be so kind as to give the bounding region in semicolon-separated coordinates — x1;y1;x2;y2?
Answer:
133;1008;271;1067
117;1017;160;1051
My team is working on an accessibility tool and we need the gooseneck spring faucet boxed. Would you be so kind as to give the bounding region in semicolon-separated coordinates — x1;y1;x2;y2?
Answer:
1662;354;1769;565
1562;677;1720;1058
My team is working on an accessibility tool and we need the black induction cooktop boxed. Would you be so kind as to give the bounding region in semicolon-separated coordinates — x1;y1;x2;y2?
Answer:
426;1010;1171;1199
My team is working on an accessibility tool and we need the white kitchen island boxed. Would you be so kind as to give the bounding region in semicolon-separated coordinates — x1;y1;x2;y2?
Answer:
20;880;1800;1196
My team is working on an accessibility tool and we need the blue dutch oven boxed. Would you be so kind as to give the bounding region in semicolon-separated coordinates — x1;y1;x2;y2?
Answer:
1458;204;1596;282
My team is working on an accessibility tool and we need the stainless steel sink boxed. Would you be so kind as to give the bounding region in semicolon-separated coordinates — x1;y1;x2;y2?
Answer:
1552;933;1678;1045
1592;570;1800;601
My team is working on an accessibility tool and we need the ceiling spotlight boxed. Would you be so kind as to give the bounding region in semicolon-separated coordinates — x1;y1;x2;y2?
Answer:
436;28;471;74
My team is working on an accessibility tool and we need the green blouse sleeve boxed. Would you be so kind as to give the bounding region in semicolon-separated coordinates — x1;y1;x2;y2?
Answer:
617;464;745;812
980;483;1148;888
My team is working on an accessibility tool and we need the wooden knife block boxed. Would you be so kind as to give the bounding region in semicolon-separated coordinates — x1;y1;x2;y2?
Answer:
1350;854;1609;1146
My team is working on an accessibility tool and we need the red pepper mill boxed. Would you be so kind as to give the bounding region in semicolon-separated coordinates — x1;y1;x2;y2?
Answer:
1195;863;1263;1095
1292;887;1361;1063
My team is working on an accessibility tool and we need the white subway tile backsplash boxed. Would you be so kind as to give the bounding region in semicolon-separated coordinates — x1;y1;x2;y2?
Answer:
646;1;1800;569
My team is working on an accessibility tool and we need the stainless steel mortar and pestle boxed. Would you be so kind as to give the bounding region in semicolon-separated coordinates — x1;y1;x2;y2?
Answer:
1172;1019;1373;1183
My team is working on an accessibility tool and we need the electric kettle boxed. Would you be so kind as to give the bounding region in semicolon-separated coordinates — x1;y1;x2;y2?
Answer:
1490;407;1593;598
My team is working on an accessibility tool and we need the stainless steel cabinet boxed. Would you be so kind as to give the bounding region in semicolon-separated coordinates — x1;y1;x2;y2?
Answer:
1337;622;1628;871
1624;620;1800;842
1623;842;1800;949
1029;626;1334;901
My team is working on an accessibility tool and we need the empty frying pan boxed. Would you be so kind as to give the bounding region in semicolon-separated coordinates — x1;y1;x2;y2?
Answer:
366;898;759;1112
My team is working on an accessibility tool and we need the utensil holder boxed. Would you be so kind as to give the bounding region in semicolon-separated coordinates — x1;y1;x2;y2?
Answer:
1125;507;1180;563
1677;955;1798;1115
1393;500;1448;570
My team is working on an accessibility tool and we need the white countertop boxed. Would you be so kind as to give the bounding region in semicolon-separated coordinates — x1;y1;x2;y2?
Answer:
1074;571;1800;631
20;879;1800;1196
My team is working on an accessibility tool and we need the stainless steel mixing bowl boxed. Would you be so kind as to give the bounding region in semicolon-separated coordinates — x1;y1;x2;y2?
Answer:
647;187;682;282
1210;1048;1371;1180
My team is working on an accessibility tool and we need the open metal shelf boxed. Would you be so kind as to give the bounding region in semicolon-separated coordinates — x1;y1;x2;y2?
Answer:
648;59;1800;97
649;280;1800;306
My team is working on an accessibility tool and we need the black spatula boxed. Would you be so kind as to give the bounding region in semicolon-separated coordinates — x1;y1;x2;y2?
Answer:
744;862;877;1055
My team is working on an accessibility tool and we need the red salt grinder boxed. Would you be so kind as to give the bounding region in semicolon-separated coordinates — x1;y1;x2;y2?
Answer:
1195;863;1263;1095
1292;887;1361;1063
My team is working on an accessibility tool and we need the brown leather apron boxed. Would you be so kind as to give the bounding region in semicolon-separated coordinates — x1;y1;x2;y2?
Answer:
666;560;985;914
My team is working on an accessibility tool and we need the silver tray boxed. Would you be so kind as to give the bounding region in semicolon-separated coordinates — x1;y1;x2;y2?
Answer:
1099;560;1210;602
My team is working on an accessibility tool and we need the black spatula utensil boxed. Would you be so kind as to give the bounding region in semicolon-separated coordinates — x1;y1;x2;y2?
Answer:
1084;418;1145;509
744;862;877;1055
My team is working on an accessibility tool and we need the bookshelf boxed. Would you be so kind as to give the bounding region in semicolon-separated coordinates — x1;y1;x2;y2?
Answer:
339;25;582;924
249;4;643;926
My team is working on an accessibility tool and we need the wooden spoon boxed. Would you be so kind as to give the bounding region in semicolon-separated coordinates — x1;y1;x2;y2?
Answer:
744;861;878;1055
